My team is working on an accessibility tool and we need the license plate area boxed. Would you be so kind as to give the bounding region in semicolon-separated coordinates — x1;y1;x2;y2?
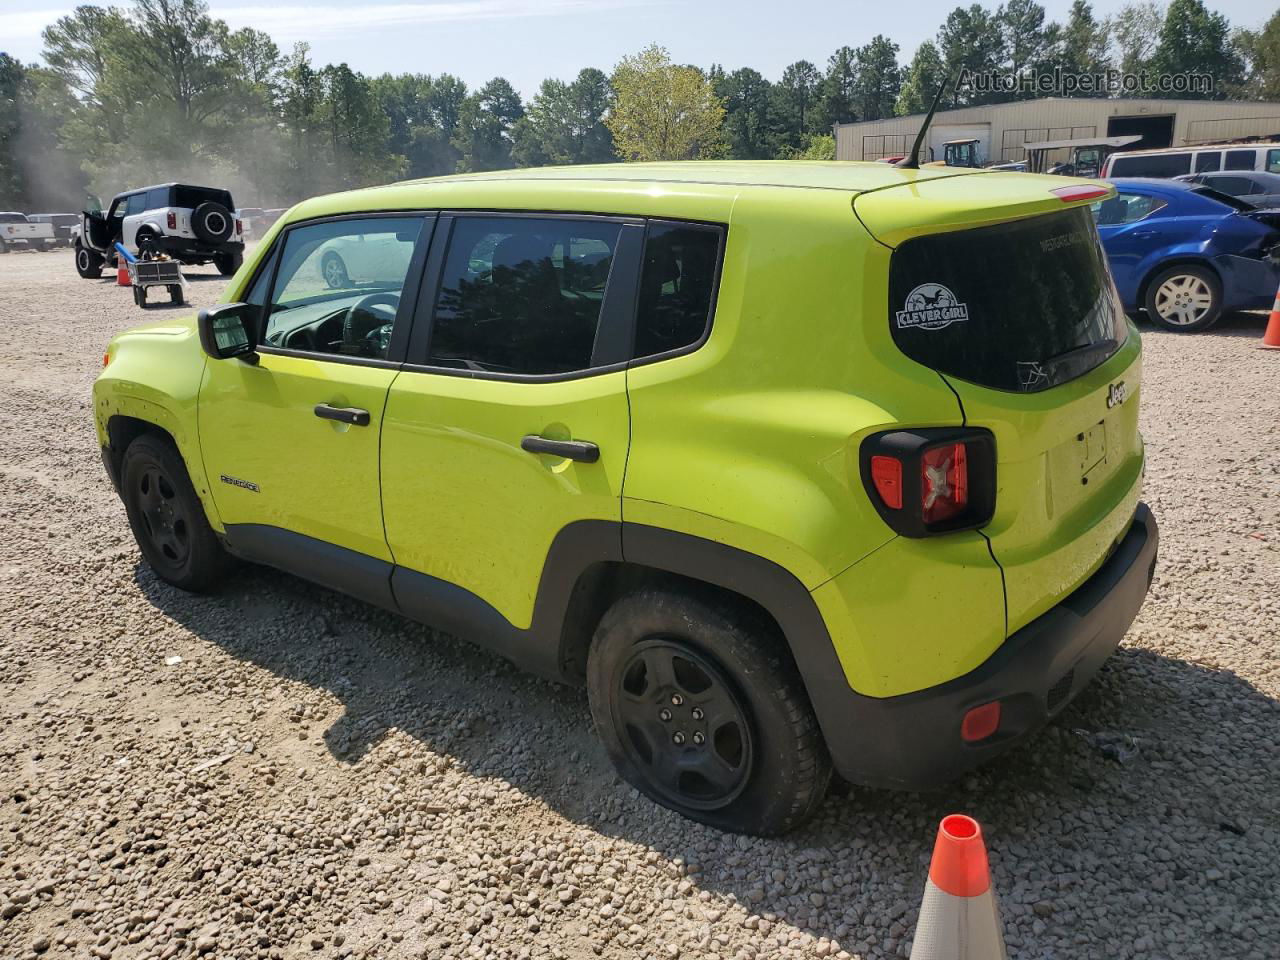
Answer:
1080;420;1107;482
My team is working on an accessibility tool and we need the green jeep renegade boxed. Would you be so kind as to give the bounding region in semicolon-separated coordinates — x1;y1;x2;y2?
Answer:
95;162;1158;835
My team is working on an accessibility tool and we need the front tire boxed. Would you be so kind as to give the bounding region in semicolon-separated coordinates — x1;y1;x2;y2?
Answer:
214;251;242;276
120;434;229;592
587;589;831;835
1144;264;1222;332
75;241;104;278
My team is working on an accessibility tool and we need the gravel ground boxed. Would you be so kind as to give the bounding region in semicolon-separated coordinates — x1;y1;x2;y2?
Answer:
1;245;1277;960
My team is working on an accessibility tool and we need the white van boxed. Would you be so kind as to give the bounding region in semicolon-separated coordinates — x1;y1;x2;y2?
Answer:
1102;143;1280;179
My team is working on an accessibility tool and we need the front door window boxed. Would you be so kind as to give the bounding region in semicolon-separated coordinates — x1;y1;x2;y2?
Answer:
262;217;424;359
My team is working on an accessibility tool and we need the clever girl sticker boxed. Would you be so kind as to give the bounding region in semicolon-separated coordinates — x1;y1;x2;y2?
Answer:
896;283;969;331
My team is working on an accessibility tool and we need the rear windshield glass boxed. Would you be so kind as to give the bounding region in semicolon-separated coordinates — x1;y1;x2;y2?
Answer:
1191;185;1254;212
888;207;1127;393
174;186;233;209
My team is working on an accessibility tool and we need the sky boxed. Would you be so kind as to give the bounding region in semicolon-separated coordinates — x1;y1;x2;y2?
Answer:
0;0;1271;98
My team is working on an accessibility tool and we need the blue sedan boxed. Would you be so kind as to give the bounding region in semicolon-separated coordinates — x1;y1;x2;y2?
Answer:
1095;178;1280;332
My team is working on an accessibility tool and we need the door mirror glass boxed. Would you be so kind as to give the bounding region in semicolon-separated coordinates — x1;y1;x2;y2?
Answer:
198;303;258;360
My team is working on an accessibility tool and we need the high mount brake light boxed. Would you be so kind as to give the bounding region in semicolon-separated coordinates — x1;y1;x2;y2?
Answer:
859;429;996;538
1051;184;1110;203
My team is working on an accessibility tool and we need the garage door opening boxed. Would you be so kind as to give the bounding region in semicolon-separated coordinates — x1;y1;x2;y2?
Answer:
1107;115;1174;151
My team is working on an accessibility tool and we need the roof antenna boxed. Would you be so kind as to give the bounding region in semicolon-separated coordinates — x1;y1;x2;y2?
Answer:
896;76;952;170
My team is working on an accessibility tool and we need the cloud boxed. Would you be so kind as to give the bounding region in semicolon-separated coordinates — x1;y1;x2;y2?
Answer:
210;0;638;37
0;10;72;58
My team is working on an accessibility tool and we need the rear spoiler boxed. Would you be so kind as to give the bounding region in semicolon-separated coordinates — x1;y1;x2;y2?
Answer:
854;175;1113;248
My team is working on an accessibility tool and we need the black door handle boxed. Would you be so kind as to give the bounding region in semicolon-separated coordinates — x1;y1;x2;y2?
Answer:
314;403;371;426
521;435;600;463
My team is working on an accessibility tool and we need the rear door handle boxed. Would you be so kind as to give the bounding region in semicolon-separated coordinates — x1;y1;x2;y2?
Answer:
314;403;371;426
521;435;600;463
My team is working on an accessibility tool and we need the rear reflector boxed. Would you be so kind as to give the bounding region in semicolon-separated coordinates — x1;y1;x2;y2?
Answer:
869;455;903;509
961;701;1001;742
1051;184;1110;203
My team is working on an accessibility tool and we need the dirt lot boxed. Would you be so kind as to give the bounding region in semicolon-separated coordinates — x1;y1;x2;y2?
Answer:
1;246;1277;960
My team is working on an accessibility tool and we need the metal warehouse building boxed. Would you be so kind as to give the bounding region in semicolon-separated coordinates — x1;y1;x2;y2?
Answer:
834;98;1280;166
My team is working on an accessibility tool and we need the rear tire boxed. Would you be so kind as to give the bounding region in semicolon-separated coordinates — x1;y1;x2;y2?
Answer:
321;252;349;289
75;241;104;278
1144;264;1222;332
587;589;831;835
214;251;242;276
135;229;158;259
120;434;229;592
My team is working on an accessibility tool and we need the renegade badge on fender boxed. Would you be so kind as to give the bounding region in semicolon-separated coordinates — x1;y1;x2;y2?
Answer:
95;162;1158;835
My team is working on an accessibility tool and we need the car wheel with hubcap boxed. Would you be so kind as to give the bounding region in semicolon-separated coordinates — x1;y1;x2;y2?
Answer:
587;589;831;835
1144;264;1222;332
75;241;104;278
321;252;350;289
121;434;230;592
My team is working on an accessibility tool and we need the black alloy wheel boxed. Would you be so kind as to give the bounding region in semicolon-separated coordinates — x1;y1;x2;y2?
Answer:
611;638;754;810
134;464;191;568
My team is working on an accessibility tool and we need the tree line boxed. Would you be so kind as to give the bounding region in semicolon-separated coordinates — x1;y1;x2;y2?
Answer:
1;0;1278;212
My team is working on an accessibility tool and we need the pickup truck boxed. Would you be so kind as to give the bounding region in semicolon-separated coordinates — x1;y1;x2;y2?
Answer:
0;212;55;252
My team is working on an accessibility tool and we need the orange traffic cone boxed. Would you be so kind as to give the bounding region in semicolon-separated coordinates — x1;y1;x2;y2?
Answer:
909;815;1007;960
116;261;130;286
1261;284;1280;350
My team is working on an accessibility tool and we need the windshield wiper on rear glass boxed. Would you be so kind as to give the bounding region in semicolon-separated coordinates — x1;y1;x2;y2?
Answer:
1039;338;1118;372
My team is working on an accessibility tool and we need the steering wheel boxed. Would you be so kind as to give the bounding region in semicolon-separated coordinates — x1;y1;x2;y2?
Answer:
341;292;400;357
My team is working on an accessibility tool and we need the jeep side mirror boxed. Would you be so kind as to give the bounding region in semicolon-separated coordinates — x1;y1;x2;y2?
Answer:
198;303;259;362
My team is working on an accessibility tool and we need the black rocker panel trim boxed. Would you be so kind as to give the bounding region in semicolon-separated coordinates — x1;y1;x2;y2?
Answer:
221;524;398;612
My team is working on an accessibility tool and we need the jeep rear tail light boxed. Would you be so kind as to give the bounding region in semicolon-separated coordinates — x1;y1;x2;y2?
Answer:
167;211;176;229
860;428;995;537
235;218;243;235
921;442;968;524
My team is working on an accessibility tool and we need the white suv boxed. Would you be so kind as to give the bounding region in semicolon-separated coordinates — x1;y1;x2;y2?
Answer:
76;183;245;279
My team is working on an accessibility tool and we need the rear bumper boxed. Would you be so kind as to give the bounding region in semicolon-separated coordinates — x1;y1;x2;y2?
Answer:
830;503;1158;789
155;237;242;261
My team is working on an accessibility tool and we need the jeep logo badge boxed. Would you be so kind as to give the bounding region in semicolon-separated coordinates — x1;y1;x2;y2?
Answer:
1106;381;1127;409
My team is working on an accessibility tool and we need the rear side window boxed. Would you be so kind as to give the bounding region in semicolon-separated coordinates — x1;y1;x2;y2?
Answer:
1225;149;1255;171
1093;193;1167;225
0;213;25;223
1268;149;1280;174
1213;176;1259;197
429;216;623;376
145;187;169;210
125;194;146;216
174;186;233;209
634;221;722;359
1194;152;1221;172
889;207;1126;393
1109;152;1191;178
